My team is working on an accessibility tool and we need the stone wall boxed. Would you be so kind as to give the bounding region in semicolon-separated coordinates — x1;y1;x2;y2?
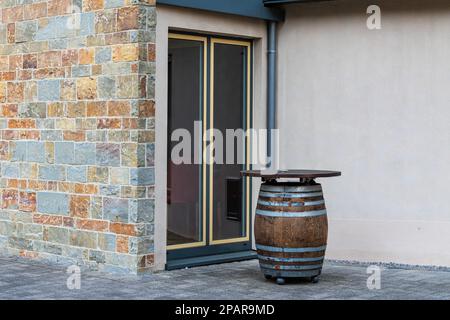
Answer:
0;0;156;273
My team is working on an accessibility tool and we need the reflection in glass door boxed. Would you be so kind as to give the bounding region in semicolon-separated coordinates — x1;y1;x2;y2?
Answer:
167;33;252;262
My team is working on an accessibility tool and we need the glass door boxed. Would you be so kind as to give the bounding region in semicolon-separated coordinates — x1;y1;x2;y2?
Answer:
167;34;207;250
210;39;251;245
167;33;252;265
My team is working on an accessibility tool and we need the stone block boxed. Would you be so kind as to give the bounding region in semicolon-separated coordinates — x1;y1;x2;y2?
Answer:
2;189;18;209
117;6;139;31
98;232;116;251
62;49;78;67
0;141;9;160
33;214;63;226
46;226;69;245
97;76;116;99
49;39;68;50
19;163;38;179
110;167;129;185
87;166;109;183
60;80;76;100
76;77;97;100
7;82;24;103
10;141;27;161
33;241;63;255
80;12;95;36
90;196;103;219
116;235;128;253
74;142;96;165
99;185;121;196
83;0;105;12
138;100;155;117
47;0;72;16
37;192;69;215
146;143;154;166
103;197;129;222
105;0;124;9
47;102;65;117
109;222;137;236
56;119;76;130
39;165;66;181
27;141;46;163
95;10;116;34
86;101;107;117
112;44;139;62
89;249;106;263
23;53;38;69
107;101;130;116
37;79;60;101
15;20;37;43
19;102;46;118
96;143;120;166
67;166;87;183
70;195;90;218
95;47;112;64
79;48;94;65
129;199;154;223
69;229;97;249
18;191;37;212
1;163;20;178
37;51;61;68
71;65;91;77
67;102;86;118
0;83;6;103
128;236;153;255
8;237;33;251
0;221;15;237
54;142;75;164
130;168;154;186
20;224;43;240
41;130;63;141
121;143;145;167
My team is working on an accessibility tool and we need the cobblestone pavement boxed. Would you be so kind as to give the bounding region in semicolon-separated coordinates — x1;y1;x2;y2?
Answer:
1;255;450;300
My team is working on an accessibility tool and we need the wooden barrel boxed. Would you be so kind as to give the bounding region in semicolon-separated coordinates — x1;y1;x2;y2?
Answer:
254;182;328;280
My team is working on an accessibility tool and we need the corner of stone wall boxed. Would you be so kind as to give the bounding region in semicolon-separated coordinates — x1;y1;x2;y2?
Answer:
0;0;156;274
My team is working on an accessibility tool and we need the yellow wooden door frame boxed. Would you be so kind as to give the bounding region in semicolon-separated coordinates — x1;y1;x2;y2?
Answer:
209;37;252;245
166;34;252;250
167;33;208;250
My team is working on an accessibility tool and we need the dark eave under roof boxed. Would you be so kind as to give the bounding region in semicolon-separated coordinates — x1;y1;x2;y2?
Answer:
157;0;336;22
157;0;285;21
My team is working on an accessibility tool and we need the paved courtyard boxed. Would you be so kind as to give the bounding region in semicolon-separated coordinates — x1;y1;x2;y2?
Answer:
0;255;449;300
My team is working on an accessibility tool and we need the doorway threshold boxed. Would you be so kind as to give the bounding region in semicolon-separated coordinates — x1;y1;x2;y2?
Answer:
166;250;257;270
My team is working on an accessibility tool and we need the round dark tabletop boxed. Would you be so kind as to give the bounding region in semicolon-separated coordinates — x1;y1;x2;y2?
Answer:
241;169;341;179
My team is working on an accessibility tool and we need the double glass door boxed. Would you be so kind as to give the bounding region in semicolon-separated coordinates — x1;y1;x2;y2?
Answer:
167;33;252;262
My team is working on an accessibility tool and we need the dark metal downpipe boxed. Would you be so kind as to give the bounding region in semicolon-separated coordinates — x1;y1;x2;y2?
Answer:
267;20;277;168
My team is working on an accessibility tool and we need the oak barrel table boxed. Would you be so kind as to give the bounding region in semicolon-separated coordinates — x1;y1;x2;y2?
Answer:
241;169;341;285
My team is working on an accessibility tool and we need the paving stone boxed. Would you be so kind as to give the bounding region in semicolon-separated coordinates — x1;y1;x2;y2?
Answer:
0;256;448;300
